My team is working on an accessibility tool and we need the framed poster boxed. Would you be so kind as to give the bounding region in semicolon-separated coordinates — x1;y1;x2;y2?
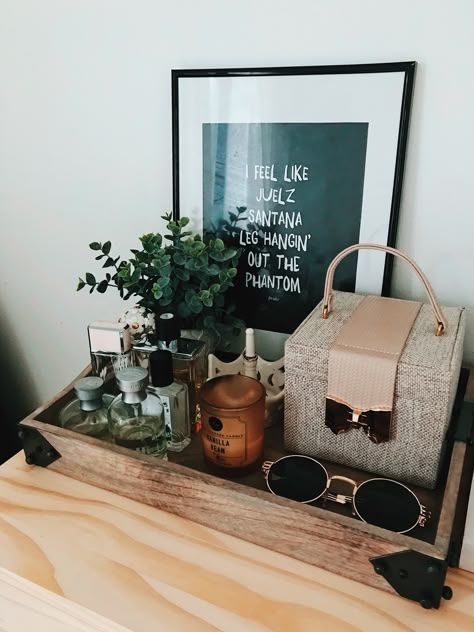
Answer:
172;63;415;353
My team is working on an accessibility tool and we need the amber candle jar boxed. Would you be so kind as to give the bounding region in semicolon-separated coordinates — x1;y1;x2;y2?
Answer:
200;374;266;472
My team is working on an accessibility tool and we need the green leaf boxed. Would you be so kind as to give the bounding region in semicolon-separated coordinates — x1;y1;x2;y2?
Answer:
152;284;163;300
95;254;105;260
102;241;111;255
185;289;195;304
209;283;221;293
190;299;203;314
89;242;101;251
227;267;237;278
103;257;115;268
130;268;141;284
85;273;96;286
76;278;86;291
175;268;190;281
159;276;170;288
207;264;220;275
214;238;225;251
96;280;108;293
173;252;186;265
179;217;190;227
202;297;213;307
221;247;238;261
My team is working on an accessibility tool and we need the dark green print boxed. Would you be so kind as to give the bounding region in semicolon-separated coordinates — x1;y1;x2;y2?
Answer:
203;123;368;333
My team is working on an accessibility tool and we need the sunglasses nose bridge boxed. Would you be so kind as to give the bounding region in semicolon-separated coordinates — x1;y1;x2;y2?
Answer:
326;475;358;504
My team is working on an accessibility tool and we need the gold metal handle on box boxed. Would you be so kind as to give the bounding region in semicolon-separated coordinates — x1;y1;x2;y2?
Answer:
322;244;447;336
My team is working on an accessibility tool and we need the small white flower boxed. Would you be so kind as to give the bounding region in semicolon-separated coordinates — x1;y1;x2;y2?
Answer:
119;306;155;343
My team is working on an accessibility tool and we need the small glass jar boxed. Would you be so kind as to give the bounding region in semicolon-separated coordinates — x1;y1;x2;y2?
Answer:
59;376;113;439
108;367;167;459
200;374;266;473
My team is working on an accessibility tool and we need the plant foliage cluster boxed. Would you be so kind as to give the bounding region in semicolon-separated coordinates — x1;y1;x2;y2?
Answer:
78;213;244;338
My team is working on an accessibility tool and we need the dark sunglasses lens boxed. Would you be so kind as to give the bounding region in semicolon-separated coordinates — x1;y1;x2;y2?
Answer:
354;479;420;533
268;456;327;503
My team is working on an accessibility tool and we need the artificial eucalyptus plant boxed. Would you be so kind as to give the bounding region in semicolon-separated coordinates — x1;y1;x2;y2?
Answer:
77;213;244;339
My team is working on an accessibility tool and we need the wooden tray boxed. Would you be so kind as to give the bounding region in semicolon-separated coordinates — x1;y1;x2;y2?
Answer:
18;369;473;609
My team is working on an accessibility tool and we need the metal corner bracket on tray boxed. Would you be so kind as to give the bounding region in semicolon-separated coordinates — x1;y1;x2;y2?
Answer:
18;427;61;468
370;401;474;609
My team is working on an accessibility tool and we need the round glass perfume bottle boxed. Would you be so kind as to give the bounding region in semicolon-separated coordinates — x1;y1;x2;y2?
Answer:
200;374;266;473
108;367;167;459
59;376;113;438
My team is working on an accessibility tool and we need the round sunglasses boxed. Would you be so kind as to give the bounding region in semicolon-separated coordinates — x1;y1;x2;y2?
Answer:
262;455;429;534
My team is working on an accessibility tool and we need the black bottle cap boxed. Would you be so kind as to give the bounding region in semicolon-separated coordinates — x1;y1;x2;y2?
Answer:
157;312;180;343
150;349;174;387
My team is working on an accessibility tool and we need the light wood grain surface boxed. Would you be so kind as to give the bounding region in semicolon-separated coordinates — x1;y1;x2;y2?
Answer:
0;453;472;632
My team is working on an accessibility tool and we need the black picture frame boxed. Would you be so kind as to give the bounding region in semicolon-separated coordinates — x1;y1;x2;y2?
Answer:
172;62;415;347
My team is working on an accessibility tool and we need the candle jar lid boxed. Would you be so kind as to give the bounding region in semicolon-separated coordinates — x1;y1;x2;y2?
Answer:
200;374;265;411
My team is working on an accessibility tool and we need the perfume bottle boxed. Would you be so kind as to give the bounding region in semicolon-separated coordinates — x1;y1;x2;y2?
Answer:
157;313;179;353
88;321;133;382
59;376;113;439
149;350;190;451
200;374;266;472
133;313;207;433
108;367;167;459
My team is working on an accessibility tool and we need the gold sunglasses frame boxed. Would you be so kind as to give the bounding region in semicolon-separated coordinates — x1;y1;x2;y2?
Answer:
262;455;429;534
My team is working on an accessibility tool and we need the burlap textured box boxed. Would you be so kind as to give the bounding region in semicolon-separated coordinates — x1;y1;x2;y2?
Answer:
284;248;466;490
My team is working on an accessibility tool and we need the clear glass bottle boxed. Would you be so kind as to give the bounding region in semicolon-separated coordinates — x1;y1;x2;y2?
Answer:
59;376;113;439
88;321;133;384
149;350;190;452
108;367;167;459
133;313;207;433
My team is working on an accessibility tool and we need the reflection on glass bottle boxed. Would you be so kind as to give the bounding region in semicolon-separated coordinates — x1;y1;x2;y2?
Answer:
59;376;113;439
149;350;190;451
88;321;133;384
108;367;167;459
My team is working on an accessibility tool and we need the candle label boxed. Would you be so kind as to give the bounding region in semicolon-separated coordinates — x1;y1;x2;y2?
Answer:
202;414;247;467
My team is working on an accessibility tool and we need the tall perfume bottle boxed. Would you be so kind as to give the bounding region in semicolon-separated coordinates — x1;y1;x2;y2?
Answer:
59;376;113;438
88;321;133;382
149;350;190;451
157;321;206;433
157;313;179;353
108;367;167;459
133;312;207;432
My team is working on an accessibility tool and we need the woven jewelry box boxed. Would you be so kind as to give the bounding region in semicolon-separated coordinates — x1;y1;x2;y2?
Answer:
284;245;466;490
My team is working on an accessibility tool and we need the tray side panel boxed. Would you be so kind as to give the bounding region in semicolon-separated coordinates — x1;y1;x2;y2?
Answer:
19;419;444;596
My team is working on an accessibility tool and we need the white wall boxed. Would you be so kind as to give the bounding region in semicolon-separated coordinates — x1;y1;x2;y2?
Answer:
0;0;473;415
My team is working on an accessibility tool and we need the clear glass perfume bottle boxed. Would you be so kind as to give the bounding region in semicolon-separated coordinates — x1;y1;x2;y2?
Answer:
108;367;167;459
149;350;190;452
88;321;133;384
133;313;207;433
59;376;113;439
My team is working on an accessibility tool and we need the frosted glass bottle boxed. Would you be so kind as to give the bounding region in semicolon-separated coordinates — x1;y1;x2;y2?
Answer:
59;376;113;439
108;367;167;459
149;350;191;452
